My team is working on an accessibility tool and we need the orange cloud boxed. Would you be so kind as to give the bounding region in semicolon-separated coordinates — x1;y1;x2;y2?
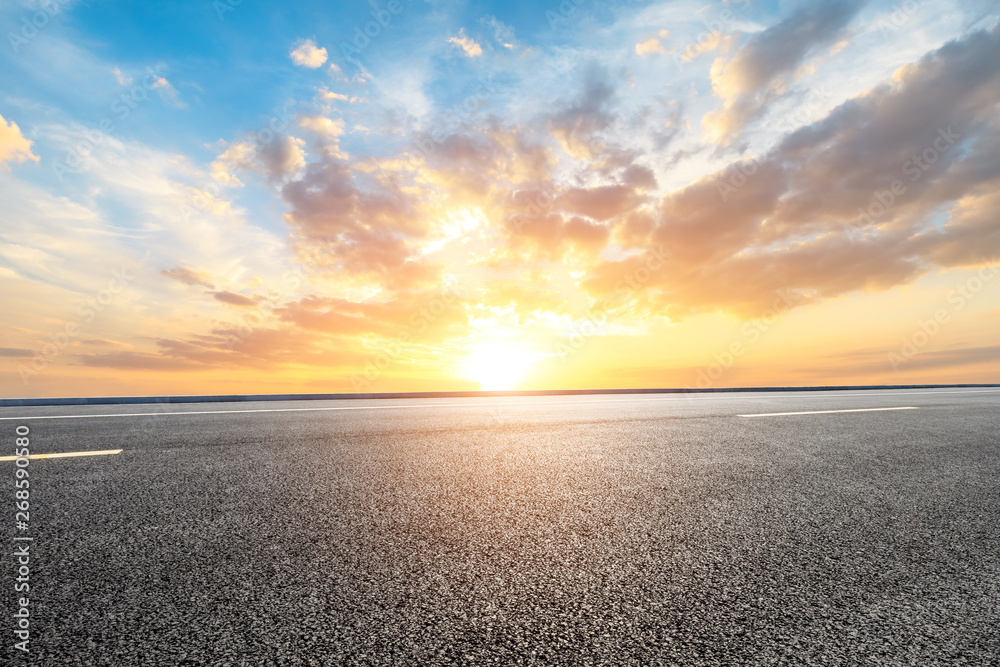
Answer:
449;29;483;57
0;115;38;169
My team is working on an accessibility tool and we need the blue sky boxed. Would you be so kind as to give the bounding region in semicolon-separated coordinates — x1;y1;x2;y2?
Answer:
2;0;999;396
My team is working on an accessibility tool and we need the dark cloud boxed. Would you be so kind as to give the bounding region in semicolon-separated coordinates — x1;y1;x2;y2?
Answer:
547;64;617;158
161;266;214;288
219;134;305;185
804;344;1000;378
585;24;1000;318
256;135;306;184
213;291;258;307
77;351;204;371
79;326;366;372
621;164;657;190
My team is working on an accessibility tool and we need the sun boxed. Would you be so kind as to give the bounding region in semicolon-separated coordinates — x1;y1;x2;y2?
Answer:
460;341;541;391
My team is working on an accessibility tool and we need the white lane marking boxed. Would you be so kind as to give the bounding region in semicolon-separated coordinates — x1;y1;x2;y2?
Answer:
0;388;996;421
0;449;122;461
739;407;919;418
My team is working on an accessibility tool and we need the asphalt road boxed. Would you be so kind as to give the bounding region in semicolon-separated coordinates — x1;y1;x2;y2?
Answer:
2;389;999;665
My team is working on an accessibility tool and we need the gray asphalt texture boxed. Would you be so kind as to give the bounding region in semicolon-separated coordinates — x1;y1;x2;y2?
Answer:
3;389;999;665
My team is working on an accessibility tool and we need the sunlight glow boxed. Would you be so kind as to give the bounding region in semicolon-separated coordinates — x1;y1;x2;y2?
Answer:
460;341;541;391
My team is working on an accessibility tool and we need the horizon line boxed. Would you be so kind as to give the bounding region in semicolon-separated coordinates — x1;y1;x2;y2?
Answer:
2;383;999;408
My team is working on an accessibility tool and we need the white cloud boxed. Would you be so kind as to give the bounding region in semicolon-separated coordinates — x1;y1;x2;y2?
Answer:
0;122;299;361
448;30;483;57
150;74;186;108
290;39;328;68
483;16;518;50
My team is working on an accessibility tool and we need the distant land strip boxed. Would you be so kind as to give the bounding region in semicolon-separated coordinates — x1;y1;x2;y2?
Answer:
1;384;998;407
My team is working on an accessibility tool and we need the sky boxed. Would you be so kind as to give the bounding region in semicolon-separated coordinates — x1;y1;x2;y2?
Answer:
1;0;999;398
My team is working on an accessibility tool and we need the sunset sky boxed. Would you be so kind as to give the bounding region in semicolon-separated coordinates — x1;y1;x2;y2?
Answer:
2;0;999;397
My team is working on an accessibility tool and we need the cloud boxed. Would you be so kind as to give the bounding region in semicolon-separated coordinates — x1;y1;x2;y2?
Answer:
479;280;565;318
679;31;733;62
256;135;306;183
78;350;205;371
280;156;435;289
581;23;1000;319
548;65;617;159
448;29;483;57
162;266;215;288
299;115;346;142
290;39;328;68
149;74;186;108
556;185;643;222
276;290;469;343
500;189;619;260
316;86;349;102
0;347;32;358
621;164;657;190
483;16;517;50
214;134;306;186
0;115;39;169
705;0;869;141
636;30;669;56
213;290;258;307
79;326;364;372
111;66;131;86
811;344;1000;378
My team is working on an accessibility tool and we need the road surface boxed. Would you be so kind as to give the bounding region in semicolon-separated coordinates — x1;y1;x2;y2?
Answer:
2;389;998;665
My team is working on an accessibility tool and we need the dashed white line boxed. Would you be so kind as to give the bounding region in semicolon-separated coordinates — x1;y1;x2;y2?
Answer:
738;407;919;418
0;449;123;461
